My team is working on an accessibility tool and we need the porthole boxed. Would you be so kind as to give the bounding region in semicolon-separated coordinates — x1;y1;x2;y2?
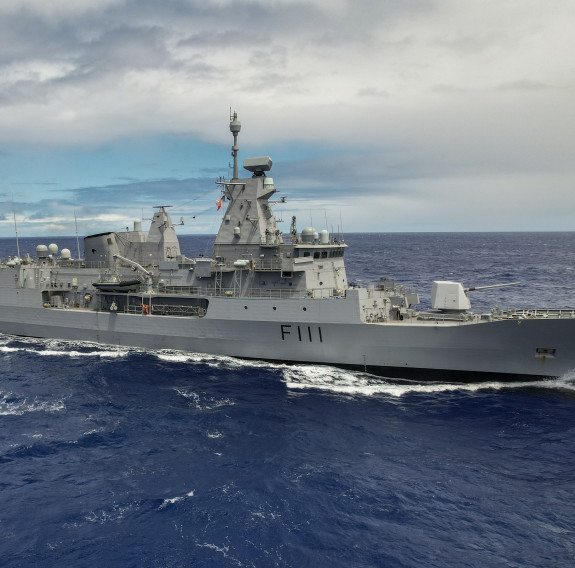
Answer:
303;307;307;311
244;306;248;310
273;307;277;310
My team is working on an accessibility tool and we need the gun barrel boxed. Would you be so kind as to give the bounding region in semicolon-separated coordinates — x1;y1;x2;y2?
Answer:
465;282;521;292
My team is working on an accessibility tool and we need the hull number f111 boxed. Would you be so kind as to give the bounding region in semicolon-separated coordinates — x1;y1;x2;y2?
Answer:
281;324;323;343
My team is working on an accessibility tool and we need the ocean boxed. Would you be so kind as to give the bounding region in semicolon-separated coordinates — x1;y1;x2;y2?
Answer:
1;232;574;567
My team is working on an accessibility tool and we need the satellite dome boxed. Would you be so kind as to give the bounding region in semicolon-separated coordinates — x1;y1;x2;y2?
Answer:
301;227;316;244
36;244;48;259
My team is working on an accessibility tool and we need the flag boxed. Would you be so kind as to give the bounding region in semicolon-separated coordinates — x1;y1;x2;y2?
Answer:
216;197;222;211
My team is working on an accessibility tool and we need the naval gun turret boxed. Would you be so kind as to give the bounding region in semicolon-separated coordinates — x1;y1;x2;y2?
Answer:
432;281;521;311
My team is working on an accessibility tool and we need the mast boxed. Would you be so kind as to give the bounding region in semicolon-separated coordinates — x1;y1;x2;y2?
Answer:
229;111;241;180
12;210;20;259
74;209;81;259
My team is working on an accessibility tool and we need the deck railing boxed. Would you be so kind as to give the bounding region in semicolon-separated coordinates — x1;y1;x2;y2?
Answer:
159;286;342;299
126;304;207;317
494;308;575;319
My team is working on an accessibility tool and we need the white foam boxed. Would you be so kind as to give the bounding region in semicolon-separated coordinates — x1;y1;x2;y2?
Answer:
83;501;138;524
196;543;231;557
250;508;281;520
194;542;241;565
159;490;195;509
174;388;235;410
282;365;575;397
156;353;194;363
155;349;286;371
0;346;21;353
68;350;128;358
18;348;128;358
535;370;575;392
0;336;130;359
82;428;105;436
154;350;575;398
0;392;66;415
23;433;44;439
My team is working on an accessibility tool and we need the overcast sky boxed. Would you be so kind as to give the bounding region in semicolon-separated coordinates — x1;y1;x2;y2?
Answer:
0;0;574;238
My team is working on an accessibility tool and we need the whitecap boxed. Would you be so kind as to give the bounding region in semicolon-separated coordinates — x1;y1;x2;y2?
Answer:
0;346;22;353
0;392;66;415
159;490;195;509
83;501;139;524
173;388;235;410
206;431;224;439
194;541;242;566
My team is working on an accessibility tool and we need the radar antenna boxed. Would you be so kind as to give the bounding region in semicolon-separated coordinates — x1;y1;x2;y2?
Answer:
229;110;241;180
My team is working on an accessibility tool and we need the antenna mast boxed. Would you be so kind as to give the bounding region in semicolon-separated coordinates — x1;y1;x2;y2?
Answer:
12;210;20;259
229;110;241;180
74;209;81;259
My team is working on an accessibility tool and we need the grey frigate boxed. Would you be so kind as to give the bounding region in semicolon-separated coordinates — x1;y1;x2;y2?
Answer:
1;113;574;381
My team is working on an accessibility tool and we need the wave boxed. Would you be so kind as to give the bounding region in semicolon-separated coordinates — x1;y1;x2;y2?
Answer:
83;501;141;525
156;350;286;371
0;336;128;359
36;349;127;358
0;391;66;416
157;350;575;398
159;490;195;509
173;388;235;410
151;348;575;397
282;366;575;397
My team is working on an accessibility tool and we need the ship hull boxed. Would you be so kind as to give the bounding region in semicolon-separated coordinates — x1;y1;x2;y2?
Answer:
0;287;573;381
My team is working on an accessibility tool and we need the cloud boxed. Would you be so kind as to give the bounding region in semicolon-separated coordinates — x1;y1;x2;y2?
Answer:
0;0;574;235
1;173;225;237
497;80;550;92
68;177;209;202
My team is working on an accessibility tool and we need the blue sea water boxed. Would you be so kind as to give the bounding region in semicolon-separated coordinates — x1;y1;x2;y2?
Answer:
1;233;575;568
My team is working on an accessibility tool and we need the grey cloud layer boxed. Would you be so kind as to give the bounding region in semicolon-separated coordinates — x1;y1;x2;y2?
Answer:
0;0;432;112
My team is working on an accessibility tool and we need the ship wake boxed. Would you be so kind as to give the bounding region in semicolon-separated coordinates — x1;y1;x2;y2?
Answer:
2;333;574;396
0;335;128;359
281;366;575;397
